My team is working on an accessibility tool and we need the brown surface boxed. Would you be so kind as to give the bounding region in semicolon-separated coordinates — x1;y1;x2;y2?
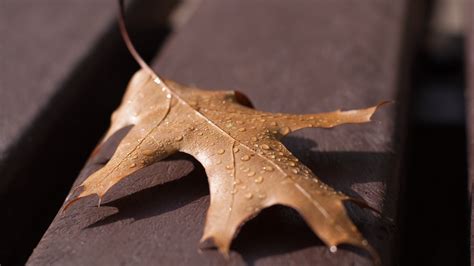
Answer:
28;0;420;265
0;1;121;263
0;1;114;159
0;0;177;264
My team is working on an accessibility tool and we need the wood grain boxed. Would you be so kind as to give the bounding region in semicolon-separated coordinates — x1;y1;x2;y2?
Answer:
27;0;423;265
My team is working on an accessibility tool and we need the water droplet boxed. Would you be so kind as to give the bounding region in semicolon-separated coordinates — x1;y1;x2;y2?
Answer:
216;160;222;165
263;166;274;172
233;147;240;153
142;150;154;156
330;246;337;253
233;179;241;185
258;192;266;199
280;126;290;135
226;165;233;170
241;155;250;161
166;94;171;99
174;135;183;141
254;176;264;183
245;193;253;199
130;163;137;168
197;132;204;136
242;167;249;173
260;144;270;150
238;127;246;132
292;168;299;174
247;171;256;177
217;149;225;154
288;161;296;166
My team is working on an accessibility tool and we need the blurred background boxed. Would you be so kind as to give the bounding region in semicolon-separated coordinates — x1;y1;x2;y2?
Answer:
401;0;470;265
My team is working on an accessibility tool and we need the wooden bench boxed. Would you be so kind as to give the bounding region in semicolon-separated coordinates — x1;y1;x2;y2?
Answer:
0;0;176;264
21;1;427;265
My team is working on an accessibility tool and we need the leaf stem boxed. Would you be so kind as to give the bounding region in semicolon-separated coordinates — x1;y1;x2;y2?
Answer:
118;0;158;79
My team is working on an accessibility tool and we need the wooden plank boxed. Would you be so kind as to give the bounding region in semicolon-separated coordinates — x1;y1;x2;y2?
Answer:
27;0;423;265
0;0;177;264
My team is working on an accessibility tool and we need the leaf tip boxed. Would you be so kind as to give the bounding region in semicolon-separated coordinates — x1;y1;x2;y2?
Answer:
364;100;391;120
61;196;82;214
199;235;231;258
344;196;381;216
363;242;381;266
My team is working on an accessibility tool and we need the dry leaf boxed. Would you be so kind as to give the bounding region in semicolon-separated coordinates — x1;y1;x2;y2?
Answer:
64;1;386;263
65;69;386;262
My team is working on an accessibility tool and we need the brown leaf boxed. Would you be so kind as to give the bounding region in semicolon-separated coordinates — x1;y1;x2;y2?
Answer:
65;69;386;263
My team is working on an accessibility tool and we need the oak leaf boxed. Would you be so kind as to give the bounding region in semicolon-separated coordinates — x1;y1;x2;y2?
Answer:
65;69;385;261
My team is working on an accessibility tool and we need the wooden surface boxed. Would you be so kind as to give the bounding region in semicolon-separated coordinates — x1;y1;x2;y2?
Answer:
0;0;119;190
0;0;177;264
27;0;421;265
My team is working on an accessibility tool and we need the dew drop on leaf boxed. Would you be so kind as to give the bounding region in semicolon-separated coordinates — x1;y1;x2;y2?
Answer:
263;166;274;172
260;144;270;150
241;155;250;161
142;150;154;156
